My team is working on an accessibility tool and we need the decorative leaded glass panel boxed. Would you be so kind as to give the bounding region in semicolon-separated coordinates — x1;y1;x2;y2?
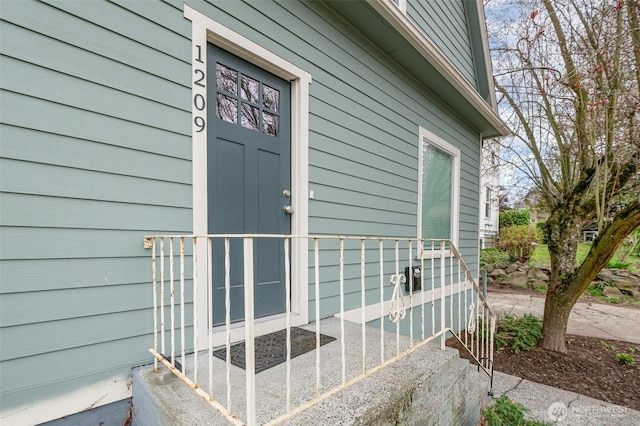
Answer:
241;103;259;130
216;63;237;95
263;85;279;111
216;93;237;123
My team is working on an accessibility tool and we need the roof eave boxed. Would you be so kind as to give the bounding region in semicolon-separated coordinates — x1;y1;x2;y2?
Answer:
367;0;510;138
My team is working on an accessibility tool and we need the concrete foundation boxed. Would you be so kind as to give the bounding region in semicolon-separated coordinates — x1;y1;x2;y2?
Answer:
39;398;132;426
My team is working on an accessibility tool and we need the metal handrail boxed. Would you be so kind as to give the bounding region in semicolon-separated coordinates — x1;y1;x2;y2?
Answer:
144;234;495;425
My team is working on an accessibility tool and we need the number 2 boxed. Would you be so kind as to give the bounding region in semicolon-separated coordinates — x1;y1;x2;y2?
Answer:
194;69;205;87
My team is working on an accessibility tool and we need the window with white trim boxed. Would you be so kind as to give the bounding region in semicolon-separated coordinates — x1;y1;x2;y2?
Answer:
392;0;407;13
485;187;492;219
417;127;460;253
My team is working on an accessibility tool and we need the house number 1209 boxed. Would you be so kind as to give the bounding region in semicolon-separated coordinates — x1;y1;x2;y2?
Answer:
194;44;205;132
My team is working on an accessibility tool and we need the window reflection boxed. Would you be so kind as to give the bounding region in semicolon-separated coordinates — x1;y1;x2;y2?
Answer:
241;103;259;130
263;85;279;111
262;111;279;136
241;75;259;104
216;63;237;95
217;93;237;123
216;62;281;137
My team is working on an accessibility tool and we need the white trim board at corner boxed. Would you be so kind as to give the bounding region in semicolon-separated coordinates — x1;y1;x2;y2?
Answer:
0;375;130;426
337;280;475;324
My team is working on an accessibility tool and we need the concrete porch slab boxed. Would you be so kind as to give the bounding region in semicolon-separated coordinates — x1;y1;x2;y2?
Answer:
132;318;491;425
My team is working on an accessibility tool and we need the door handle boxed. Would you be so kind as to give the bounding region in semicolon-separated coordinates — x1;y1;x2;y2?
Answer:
283;205;294;214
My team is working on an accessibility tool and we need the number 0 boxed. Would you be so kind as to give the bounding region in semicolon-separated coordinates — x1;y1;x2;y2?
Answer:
194;94;205;111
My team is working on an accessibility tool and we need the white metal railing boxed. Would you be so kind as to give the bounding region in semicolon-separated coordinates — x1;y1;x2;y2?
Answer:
143;234;495;425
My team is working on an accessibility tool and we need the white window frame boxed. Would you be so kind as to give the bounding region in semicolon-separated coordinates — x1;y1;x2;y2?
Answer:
392;0;407;13
417;127;460;258
485;187;492;219
185;5;312;348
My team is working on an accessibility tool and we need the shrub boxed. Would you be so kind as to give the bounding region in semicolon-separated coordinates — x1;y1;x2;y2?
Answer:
606;260;630;269
535;221;548;244
480;248;510;267
588;283;607;297
482;396;550;426
500;209;531;228
496;225;538;263
616;353;635;366
495;314;543;353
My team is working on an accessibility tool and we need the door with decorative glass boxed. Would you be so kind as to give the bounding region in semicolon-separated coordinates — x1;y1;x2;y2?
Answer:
207;44;291;325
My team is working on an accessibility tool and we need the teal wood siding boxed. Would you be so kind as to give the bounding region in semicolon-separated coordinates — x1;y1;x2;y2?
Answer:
1;0;484;420
0;0;193;415
196;0;481;316
407;0;478;89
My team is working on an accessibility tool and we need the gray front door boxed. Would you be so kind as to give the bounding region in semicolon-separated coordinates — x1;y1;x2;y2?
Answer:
207;44;291;325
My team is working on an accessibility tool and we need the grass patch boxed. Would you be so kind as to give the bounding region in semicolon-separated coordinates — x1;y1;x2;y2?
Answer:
528;244;640;273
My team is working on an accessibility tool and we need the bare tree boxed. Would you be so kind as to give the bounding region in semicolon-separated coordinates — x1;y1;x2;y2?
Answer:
487;0;640;352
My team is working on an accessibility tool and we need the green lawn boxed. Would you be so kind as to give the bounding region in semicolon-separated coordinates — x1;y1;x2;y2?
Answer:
530;243;640;273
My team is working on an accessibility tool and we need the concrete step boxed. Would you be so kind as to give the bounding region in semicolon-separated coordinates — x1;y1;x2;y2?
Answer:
132;319;491;425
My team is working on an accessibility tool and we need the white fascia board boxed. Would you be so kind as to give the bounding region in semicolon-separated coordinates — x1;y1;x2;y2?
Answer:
368;0;510;137
473;0;498;109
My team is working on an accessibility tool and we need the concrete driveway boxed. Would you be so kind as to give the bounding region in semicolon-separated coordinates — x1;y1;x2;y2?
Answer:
486;290;640;344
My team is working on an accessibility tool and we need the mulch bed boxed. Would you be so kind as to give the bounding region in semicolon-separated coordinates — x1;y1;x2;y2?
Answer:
446;334;640;411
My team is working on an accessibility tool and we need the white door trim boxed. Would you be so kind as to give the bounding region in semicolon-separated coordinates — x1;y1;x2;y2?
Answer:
185;5;311;348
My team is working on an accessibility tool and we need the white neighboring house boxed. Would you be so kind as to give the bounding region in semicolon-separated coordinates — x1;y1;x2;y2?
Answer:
480;140;500;248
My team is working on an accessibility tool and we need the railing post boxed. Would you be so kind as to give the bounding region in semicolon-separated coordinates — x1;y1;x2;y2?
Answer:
440;240;446;350
207;237;214;401
284;237;292;413
482;269;487;300
160;239;166;357
193;238;198;386
170;238;175;367
152;238;158;371
339;238;346;384
360;239;367;375
180;237;186;373
314;238;321;397
243;237;256;426
224;237;232;413
379;239;384;364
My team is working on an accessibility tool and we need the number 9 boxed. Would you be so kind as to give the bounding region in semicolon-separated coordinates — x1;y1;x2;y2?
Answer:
194;116;205;132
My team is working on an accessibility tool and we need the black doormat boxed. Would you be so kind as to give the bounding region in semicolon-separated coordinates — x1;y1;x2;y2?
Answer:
212;327;336;373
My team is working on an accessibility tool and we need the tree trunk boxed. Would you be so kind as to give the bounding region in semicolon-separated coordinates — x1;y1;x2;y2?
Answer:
541;287;572;352
540;200;640;352
541;207;584;353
